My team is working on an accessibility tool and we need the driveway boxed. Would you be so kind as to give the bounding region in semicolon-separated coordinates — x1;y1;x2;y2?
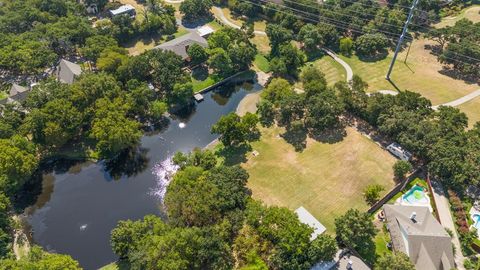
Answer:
430;180;465;270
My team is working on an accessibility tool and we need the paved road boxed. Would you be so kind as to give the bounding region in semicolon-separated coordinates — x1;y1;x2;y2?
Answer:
430;180;465;270
212;7;267;36
432;89;480;110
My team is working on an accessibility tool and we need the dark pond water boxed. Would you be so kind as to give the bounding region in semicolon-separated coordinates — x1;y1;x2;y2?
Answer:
25;81;261;270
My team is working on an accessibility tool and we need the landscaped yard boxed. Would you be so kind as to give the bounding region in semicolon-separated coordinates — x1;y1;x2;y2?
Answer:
235;126;397;231
339;38;480;126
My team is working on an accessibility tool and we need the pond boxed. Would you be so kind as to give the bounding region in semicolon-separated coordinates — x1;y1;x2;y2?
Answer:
24;80;261;270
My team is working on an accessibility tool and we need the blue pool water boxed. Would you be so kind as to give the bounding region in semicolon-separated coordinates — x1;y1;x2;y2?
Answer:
473;214;480;231
402;185;428;204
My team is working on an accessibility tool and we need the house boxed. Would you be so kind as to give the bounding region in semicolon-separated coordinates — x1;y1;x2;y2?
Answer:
295;206;326;241
387;142;412;161
0;84;31;105
56;59;82;85
109;4;136;18
154;32;208;60
383;205;455;270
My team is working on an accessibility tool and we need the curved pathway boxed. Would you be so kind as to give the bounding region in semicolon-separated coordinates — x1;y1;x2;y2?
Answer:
212;7;267;36
324;49;480;109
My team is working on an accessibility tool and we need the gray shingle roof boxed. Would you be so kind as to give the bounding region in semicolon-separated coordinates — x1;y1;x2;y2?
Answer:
383;205;454;270
0;84;30;105
154;32;208;59
56;59;82;84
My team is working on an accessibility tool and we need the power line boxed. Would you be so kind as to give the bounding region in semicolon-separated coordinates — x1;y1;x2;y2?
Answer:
239;0;480;67
283;0;434;31
323;0;430;14
250;0;413;41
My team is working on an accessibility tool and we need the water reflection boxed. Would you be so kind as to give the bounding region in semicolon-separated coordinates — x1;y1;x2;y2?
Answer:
104;147;150;180
25;80;261;270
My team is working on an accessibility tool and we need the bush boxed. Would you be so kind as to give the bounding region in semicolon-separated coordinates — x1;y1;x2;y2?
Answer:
363;184;385;205
339;37;353;56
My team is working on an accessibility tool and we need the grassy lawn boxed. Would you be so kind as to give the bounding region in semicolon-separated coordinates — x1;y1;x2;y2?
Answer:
191;71;222;93
207;20;223;31
253;54;270;72
251;35;270;55
339;38;480;126
216;7;267;32
435;5;480;28
231;126;397;232
0;91;7;99
311;56;346;86
99;261;130;270
374;224;392;258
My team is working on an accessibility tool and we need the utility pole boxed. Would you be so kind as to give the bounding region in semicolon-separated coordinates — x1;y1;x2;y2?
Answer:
386;0;420;80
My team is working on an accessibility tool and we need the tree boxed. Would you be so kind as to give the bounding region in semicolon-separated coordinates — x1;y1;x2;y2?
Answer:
180;0;213;21
266;24;293;56
355;33;389;56
0;245;81;269
96;47;129;73
339;37;353;56
211;112;259;147
168;82;193;106
173;148;217;170
90;97;142;159
277;43;306;77
375;252;415;270
335;209;377;254
228;41;257;71
304;90;344;131
150;100;168;121
298;24;322;52
208;48;233;78
81;35;118;61
145;49;188;93
363;184;385;205
393;160;413;180
187;43;208;66
260;78;294;105
0;135;38;193
164;165;250;227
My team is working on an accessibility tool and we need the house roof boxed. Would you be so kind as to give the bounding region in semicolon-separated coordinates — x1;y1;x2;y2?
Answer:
110;4;135;16
0;84;31;105
383;205;454;270
295;206;326;240
154;32;208;59
56;59;82;85
197;25;214;37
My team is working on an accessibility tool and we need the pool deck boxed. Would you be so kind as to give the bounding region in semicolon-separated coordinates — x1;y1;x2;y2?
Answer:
396;185;433;212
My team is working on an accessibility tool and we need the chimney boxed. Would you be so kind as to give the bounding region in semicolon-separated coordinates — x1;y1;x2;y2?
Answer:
410;212;417;222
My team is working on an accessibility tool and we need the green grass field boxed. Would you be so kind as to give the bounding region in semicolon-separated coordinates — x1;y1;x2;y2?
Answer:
253;54;270;72
237;126;397;231
339;38;480;126
311;56;346;86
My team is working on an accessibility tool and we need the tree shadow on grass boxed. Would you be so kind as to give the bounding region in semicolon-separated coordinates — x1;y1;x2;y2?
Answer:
309;124;347;144
281;126;308;152
216;144;252;166
357;51;389;62
191;66;209;81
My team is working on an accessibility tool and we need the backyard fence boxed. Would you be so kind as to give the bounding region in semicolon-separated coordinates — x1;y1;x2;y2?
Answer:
426;173;441;222
367;167;424;214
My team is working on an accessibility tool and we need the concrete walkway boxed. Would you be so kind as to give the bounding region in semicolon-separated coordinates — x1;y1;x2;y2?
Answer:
324;49;480;109
323;49;353;82
212;7;267;36
430;180;465;270
432;89;480;110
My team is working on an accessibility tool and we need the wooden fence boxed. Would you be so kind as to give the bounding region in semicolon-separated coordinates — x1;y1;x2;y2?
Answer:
367;167;424;214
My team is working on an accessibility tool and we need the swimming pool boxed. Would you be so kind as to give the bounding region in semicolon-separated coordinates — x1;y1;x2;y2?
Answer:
402;185;429;205
472;214;480;232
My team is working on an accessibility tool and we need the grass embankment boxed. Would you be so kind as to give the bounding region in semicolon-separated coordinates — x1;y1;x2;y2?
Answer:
339;38;480;126
219;126;397;231
253;54;270;72
99;261;130;270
